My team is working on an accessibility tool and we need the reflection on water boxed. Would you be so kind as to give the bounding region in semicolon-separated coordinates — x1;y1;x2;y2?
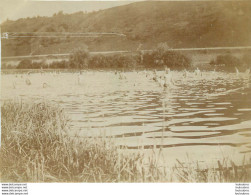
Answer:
1;70;251;165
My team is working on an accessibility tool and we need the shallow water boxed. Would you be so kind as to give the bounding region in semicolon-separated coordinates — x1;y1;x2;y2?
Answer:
1;70;251;166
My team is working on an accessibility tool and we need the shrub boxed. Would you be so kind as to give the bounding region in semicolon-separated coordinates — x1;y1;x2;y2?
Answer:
49;60;69;69
1;63;12;69
16;59;47;69
143;43;191;69
210;54;243;71
242;53;251;67
69;48;89;69
17;59;33;69
114;54;138;68
88;54;139;69
88;55;110;68
215;54;242;66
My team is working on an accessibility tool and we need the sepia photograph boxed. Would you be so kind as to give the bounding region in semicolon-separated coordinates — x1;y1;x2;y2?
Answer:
1;0;251;184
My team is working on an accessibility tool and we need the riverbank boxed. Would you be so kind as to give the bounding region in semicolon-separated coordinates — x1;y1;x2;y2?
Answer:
1;100;250;182
2;48;250;73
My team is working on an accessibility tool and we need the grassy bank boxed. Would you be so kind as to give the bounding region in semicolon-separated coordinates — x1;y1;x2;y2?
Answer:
1;101;250;182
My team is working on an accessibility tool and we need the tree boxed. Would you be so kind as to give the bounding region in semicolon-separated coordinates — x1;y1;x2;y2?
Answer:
17;59;32;69
69;48;89;69
143;42;191;69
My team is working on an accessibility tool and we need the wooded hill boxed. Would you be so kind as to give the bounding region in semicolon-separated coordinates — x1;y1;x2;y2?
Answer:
2;1;251;56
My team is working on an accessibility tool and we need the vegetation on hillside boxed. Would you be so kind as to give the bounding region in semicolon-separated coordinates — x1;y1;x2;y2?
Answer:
1;1;251;56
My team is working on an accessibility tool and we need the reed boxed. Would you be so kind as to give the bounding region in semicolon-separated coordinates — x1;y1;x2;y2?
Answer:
1;100;250;182
0;100;163;182
173;156;251;182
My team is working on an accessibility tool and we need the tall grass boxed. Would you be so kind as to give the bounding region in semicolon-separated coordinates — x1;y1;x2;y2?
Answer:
1;101;250;182
174;157;251;182
0;100;166;182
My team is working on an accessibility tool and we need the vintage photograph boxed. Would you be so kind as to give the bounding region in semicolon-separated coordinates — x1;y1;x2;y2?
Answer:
1;0;251;183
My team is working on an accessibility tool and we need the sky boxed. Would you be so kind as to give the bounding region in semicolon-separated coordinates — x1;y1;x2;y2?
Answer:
0;0;135;22
0;0;229;23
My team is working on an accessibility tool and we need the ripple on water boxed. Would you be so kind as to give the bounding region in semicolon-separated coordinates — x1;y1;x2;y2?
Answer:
2;70;251;163
237;108;251;112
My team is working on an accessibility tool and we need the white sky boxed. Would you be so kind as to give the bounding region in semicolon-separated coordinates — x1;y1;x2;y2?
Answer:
0;0;225;23
0;0;135;22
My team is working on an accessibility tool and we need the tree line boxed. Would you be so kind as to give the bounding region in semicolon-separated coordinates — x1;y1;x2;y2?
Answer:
2;43;192;70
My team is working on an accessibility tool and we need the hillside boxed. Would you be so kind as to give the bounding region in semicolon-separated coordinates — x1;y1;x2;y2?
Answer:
1;1;251;57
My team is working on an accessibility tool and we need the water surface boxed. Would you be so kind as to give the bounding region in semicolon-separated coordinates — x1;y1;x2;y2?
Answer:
1;70;251;166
